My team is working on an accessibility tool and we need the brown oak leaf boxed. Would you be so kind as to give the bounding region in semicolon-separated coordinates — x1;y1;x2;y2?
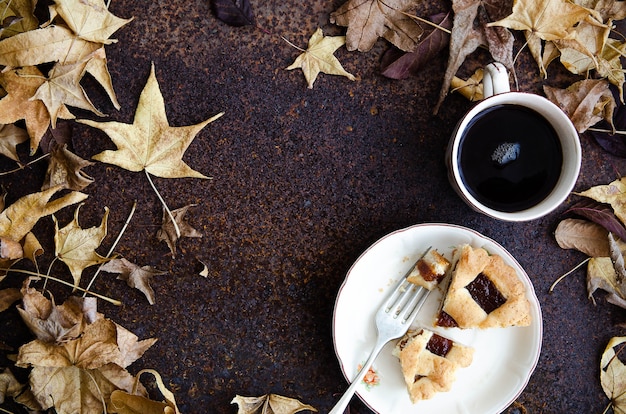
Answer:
232;394;317;414
330;0;424;52
42;143;95;191
100;258;166;305
157;204;202;257
543;79;616;133
286;28;355;88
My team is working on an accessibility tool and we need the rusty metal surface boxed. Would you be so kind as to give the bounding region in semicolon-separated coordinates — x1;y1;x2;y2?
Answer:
1;1;625;413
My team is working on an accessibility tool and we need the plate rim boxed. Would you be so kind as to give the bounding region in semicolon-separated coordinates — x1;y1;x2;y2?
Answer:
332;222;543;414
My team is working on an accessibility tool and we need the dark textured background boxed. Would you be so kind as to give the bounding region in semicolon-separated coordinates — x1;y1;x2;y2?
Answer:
1;0;626;413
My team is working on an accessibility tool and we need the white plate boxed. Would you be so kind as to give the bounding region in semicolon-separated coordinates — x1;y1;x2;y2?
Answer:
332;223;542;414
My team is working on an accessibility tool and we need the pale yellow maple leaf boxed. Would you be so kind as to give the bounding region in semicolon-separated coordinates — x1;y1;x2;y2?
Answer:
79;63;223;178
601;336;626;413
48;0;133;44
232;394;317;414
53;203;110;288
488;0;602;41
286;28;356;89
577;177;626;224
100;258;166;305
33;62;104;128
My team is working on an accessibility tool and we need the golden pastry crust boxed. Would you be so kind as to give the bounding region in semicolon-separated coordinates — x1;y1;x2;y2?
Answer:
440;244;531;329
393;329;473;403
407;249;451;290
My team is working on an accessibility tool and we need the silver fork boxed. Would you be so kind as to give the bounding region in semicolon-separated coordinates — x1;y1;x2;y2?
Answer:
329;248;433;414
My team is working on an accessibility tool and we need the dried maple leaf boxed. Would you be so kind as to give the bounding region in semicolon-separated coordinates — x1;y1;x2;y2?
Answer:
380;12;452;80
577;176;626;225
42;143;95;191
33;61;104;128
79;63;222;178
601;336;626;413
231;394;317;414
111;369;180;414
330;0;424;52
0;186;87;244
156;204;202;257
588;255;626;307
435;0;515;113
543;79;616;133
18;277;97;343
16;317;149;414
48;0;133;44
211;0;255;27
0;66;74;153
451;68;484;102
53;203;110;288
0;123;28;163
286;28;356;89
100;258;166;305
0;0;38;39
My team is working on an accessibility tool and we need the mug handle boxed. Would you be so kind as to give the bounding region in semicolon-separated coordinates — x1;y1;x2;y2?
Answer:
483;62;510;97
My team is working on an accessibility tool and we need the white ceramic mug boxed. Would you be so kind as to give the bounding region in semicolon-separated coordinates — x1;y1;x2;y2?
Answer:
445;62;581;221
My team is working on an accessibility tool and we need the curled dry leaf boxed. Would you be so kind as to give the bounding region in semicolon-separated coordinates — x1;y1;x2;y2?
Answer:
588;256;626;307
544;79;616;133
451;68;484;102
286;28;355;89
157;204;202;257
18;277;97;344
566;199;626;241
380;12;452;80
211;0;255;27
0;287;21;312
330;0;424;52
0;123;28;163
577;176;626;225
555;218;610;257
111;369;180;414
232;394;317;414
0;367;23;404
100;258;167;305
601;336;626;413
53;203;110;289
42;143;95;191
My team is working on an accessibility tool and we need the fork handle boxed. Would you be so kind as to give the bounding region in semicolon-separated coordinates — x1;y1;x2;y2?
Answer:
329;337;388;414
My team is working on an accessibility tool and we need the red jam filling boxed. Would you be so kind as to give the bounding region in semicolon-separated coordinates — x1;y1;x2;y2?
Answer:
466;272;506;314
426;333;453;357
436;310;458;327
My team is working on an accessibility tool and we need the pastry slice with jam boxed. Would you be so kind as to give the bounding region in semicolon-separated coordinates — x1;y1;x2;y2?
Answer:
393;329;474;403
435;244;531;329
406;248;451;291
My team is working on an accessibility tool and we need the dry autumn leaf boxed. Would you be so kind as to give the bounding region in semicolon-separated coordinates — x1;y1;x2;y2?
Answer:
42;143;95;191
232;394;317;414
588;255;626;307
543;79;616;133
157;204;202;257
0;287;21;312
100;258;166;305
0;0;38;39
16;317;149;414
555;218;610;257
0;367;23;404
80;63;222;179
53;203;110;288
0;66;74;153
0;123;28;163
286;28;356;89
111;369;180;414
601;336;626;413
577;176;626;225
330;0;424;52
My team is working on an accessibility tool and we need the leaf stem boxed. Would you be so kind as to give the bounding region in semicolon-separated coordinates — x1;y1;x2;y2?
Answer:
1;268;122;305
549;258;590;292
588;127;626;136
145;171;180;238
83;200;137;296
0;153;50;176
400;11;451;34
280;35;306;52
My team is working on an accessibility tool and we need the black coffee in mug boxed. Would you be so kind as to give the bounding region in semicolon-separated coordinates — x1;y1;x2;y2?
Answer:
457;104;563;212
